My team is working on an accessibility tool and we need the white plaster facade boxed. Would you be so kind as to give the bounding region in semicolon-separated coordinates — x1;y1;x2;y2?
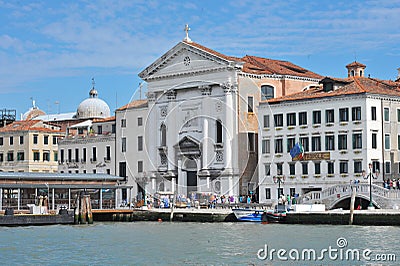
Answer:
258;73;400;204
138;39;321;201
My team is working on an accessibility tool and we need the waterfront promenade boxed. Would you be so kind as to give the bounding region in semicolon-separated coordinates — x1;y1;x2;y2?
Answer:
89;206;400;225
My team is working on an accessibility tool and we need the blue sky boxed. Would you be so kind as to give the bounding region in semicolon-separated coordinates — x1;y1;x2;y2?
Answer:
1;0;399;117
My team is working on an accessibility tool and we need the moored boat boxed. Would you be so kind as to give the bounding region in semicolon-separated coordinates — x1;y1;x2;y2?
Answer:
233;205;287;223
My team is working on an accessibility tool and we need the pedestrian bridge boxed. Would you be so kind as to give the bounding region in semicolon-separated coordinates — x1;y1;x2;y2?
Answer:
299;183;400;210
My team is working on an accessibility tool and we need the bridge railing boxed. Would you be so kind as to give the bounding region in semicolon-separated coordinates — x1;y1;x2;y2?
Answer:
299;183;400;205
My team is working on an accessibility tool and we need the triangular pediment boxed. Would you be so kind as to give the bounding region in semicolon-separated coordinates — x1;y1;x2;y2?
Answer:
139;41;243;80
176;135;200;150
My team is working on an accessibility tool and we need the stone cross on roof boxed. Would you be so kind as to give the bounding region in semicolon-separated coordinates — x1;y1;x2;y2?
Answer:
183;24;192;42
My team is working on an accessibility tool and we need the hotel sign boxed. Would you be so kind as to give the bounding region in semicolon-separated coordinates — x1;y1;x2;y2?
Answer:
293;152;330;161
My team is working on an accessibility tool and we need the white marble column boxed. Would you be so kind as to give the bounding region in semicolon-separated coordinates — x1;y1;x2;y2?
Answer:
0;188;2;210
202;118;209;169
99;189;103;209
177;158;184;194
68;188;71;209
172;178;176;194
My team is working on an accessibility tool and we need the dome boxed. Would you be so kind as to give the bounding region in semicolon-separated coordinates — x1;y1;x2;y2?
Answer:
22;99;46;120
76;83;110;119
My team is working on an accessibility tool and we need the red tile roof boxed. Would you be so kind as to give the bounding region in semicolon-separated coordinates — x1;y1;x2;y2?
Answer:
184;41;322;79
92;116;116;123
0;120;62;133
266;76;400;104
116;99;148;111
346;61;366;68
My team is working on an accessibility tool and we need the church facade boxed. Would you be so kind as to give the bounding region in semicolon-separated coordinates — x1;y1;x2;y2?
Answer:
137;32;321;201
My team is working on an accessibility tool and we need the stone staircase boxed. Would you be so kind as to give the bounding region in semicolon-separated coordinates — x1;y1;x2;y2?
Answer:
298;183;400;209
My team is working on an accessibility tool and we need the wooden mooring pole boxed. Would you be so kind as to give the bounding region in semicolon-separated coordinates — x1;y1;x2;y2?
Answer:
349;187;356;225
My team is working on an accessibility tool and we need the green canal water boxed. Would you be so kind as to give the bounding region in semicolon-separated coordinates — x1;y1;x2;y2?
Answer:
1;222;399;265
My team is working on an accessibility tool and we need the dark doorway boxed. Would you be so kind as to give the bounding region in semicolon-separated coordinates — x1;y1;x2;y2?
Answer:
187;171;197;194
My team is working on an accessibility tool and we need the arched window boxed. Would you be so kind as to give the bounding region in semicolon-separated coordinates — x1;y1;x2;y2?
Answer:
160;123;166;147
351;70;355;77
216;120;223;144
261;85;274;100
360;70;363;77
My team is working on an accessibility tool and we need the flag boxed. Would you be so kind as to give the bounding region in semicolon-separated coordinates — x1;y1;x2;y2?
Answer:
290;142;304;160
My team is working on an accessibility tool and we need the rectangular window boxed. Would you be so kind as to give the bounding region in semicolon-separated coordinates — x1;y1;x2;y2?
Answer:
248;133;255;152
263;115;270;128
33;134;38;144
287;113;296;126
138;117;143;126
313;110;321;124
290;188;296;197
302;162;308;175
274;114;283;127
43;151;50;162
275;138;283;154
19;136;24;145
97;126;102;135
33;151;40;161
385;162;391;174
9;136;13;145
300;137;309;152
340;161;348;174
138;161;143;173
287;138;295;153
328;161;334;175
372;133;377;149
311;136;321;151
371;106;377;121
138;136;143;151
339;108;349;122
53;136;57;145
92;147;97;162
17;152;24;161
299;112;307;126
119;162;127;180
112;124;116;134
289;163;295;175
325;109;334;123
262;139;270;154
106;146;111;161
384;107;389;122
398;135;400;150
338;134;347;150
121;119;127;128
385;134;390;149
265;163;271;176
372;161;380;173
7;151;14;161
68;149;72;162
122;137;126;152
325;135;335;151
314;162;321;175
276;163;283;175
351;107;361;121
82;148;87;162
398;109;400;123
354;161;362;173
0;137;3;146
265;188;271;200
44;135;49;145
53;151;58;162
0;153;3;162
352;133;362;149
60;149;64;163
75;148;79;162
247;96;254;112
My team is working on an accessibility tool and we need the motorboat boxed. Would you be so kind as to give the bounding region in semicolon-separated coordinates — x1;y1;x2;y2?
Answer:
233;204;286;223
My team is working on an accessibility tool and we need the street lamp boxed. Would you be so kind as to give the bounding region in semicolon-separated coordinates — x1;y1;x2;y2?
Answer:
363;163;378;209
273;175;285;204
